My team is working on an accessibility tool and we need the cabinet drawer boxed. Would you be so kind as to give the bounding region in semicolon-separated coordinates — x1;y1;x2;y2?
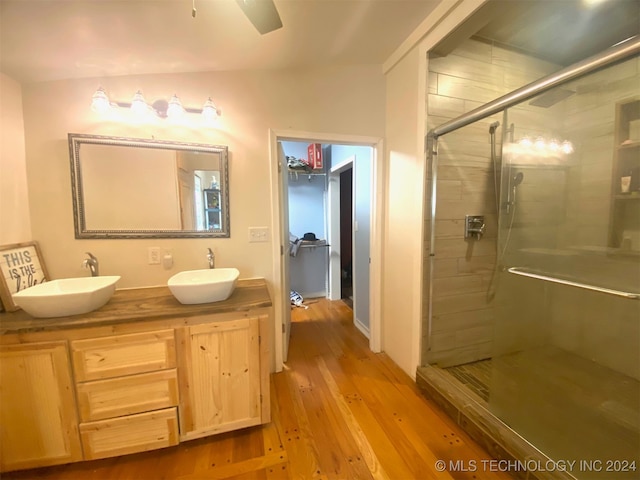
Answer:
72;330;176;381
79;407;178;460
76;369;178;422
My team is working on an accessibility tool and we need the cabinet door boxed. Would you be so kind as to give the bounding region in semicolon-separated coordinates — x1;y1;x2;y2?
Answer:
177;316;262;441
0;341;82;472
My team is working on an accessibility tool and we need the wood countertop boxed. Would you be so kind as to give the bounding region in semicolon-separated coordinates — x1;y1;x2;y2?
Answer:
0;278;271;336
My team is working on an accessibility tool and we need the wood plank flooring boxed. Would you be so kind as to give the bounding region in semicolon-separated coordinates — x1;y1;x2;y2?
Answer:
6;299;510;480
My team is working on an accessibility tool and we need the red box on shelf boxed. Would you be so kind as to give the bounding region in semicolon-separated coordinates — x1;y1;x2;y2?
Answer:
307;143;323;170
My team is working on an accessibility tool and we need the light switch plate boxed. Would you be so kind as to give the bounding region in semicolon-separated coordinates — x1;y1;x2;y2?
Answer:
248;227;270;243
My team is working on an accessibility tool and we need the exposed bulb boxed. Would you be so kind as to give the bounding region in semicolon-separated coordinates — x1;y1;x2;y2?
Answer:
519;136;532;147
561;140;574;154
548;139;560;152
534;137;546;150
202;97;218;123
91;87;111;114
167;94;185;120
130;90;149;116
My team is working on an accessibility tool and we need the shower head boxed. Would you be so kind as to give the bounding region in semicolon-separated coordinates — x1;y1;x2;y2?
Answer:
506;171;525;214
513;172;524;186
489;121;500;134
529;88;575;108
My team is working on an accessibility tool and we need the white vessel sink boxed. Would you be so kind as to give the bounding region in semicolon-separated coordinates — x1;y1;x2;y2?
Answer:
12;276;121;318
168;268;239;305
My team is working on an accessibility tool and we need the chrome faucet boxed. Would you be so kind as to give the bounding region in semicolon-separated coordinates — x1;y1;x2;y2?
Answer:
207;248;215;269
82;252;99;277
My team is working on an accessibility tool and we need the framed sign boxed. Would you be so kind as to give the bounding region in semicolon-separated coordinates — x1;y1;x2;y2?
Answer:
0;241;49;312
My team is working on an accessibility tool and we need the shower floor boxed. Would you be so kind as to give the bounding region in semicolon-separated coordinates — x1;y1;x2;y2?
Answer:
444;359;491;402
433;347;640;479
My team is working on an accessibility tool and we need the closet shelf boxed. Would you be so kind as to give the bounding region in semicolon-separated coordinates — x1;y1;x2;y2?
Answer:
299;243;330;249
288;169;326;182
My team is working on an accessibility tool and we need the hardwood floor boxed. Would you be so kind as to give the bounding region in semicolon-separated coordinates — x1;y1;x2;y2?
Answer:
7;299;509;480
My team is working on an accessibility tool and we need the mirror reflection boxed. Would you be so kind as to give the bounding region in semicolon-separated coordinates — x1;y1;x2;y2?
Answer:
69;134;229;238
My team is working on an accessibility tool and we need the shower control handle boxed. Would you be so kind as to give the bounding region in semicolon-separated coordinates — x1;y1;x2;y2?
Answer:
464;215;486;240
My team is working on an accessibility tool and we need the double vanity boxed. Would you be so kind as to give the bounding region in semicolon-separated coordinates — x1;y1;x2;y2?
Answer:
0;277;272;473
0;133;265;473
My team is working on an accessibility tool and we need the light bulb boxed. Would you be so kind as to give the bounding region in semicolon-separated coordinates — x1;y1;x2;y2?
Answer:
548;139;560;152
202;97;218;123
91;87;111;114
534;137;546;150
167;94;185;120
519;136;532;148
130;90;148;116
561;140;574;154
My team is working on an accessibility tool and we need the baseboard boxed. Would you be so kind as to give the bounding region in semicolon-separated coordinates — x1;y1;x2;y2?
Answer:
299;291;326;299
354;317;370;339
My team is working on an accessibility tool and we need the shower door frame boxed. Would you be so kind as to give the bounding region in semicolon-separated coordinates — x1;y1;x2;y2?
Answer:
423;35;640;353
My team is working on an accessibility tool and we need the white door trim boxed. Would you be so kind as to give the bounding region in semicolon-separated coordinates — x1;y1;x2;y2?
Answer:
269;130;383;371
330;155;355;174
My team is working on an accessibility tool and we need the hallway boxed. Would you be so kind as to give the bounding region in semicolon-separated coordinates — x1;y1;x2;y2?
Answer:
8;299;508;480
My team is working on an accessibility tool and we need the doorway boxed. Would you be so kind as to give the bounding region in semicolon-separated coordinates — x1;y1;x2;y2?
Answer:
270;130;383;371
339;168;353;307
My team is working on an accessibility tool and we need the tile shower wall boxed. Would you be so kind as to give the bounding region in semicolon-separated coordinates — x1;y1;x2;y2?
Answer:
550;57;640;380
423;38;560;367
562;59;639;249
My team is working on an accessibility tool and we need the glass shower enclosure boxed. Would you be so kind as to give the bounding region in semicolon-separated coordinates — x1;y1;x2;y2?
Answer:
422;38;640;479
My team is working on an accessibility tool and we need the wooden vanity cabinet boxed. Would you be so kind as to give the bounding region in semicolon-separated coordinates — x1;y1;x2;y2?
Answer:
0;279;272;471
176;314;267;441
0;341;82;471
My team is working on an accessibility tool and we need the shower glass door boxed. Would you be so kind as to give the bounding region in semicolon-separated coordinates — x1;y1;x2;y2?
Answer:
491;56;640;477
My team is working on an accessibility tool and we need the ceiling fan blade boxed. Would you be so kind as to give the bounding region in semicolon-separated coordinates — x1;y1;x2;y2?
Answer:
236;0;283;35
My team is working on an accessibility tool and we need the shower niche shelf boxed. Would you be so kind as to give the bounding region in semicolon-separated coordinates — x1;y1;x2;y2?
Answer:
608;97;640;250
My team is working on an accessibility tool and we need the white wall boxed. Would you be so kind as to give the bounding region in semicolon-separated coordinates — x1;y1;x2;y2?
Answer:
0;73;32;245
383;45;426;376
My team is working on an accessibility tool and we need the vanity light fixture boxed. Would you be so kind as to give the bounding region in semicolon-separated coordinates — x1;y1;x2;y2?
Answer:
516;135;574;156
90;87;221;125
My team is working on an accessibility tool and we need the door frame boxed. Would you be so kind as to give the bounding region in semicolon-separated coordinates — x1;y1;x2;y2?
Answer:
269;129;384;372
328;155;354;303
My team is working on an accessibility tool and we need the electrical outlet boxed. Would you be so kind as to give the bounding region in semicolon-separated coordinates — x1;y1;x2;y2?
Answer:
148;247;161;265
248;227;269;243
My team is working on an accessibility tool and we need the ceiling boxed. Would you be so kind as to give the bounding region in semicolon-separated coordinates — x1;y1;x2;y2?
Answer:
2;1;637;86
0;0;440;84
437;0;640;66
